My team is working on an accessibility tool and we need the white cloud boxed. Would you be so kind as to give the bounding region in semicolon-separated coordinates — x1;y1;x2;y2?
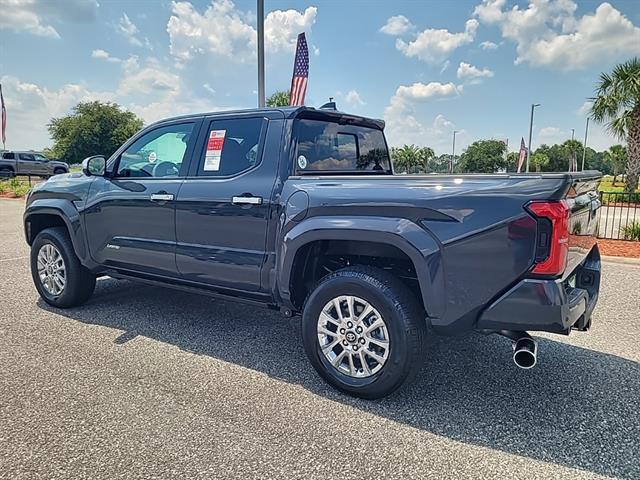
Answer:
167;0;317;63
265;6;317;53
116;12;151;49
380;15;414;36
539;126;564;139
474;0;640;70
0;75;113;149
0;0;98;38
479;40;498;50
91;49;121;63
577;100;592;117
395;18;478;63
456;62;494;83
394;82;460;101
119;57;181;96
384;82;463;149
344;90;365;107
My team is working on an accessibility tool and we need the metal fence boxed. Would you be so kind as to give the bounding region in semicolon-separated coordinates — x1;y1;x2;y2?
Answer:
598;191;640;240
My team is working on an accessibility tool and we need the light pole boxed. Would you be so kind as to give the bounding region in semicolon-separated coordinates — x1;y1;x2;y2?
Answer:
582;117;590;171
526;103;540;172
450;130;459;173
257;0;265;108
571;128;575;141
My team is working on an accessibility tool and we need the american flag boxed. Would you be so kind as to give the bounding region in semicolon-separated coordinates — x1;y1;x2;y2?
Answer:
517;137;527;173
1;84;6;148
289;33;309;106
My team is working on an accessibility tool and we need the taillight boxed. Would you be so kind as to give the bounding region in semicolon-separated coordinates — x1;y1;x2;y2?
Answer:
527;200;570;276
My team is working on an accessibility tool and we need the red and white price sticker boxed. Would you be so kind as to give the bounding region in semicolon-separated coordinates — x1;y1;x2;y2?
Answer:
204;130;226;171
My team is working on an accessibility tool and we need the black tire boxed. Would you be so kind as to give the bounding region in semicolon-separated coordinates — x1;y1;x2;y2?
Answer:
53;168;66;176
30;227;96;308
301;266;427;399
0;168;15;178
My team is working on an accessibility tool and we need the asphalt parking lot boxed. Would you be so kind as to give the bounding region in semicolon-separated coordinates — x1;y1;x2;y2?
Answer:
1;198;639;480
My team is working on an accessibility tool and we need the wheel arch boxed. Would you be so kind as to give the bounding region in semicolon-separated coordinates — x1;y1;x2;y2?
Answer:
278;216;445;319
24;200;88;263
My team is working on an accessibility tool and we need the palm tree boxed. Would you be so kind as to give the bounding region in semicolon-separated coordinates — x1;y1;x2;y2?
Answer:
604;145;628;185
266;90;291;107
591;58;640;192
530;152;549;172
417;146;435;173
391;145;420;173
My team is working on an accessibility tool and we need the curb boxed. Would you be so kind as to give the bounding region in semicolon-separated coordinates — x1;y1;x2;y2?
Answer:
601;255;640;266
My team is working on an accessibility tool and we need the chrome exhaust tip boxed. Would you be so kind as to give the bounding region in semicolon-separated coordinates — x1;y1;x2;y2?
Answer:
512;337;537;369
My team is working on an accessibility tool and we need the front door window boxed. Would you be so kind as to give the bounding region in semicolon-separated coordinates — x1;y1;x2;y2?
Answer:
116;123;194;178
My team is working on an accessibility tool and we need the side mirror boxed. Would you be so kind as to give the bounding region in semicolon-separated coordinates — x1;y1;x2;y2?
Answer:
82;155;106;176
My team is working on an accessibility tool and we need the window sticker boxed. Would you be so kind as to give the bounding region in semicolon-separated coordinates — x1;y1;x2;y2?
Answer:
297;155;308;169
204;129;226;171
148;151;157;163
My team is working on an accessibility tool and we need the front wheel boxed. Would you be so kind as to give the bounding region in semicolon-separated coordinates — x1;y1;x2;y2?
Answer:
301;266;427;399
30;227;96;308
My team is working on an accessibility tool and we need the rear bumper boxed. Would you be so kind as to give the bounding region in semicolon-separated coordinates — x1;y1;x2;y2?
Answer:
477;246;600;334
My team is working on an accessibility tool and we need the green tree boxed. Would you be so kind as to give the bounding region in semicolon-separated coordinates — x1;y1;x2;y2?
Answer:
591;57;640;192
537;140;583;172
530;152;549;172
266;90;291;107
417;146;435;173
46;101;143;164
391;144;421;173
604;144;628;185
506;151;519;172
456;140;508;173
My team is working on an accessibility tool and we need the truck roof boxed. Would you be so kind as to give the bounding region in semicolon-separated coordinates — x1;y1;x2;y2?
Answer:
147;106;385;131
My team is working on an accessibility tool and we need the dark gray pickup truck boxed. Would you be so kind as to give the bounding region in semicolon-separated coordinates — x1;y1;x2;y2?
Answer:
24;107;602;398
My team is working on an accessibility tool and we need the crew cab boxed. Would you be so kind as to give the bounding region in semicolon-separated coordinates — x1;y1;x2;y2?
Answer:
1;151;69;178
24;107;601;398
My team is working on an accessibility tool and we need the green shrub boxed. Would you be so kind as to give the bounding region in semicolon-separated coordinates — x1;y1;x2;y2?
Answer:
621;221;640;241
0;178;30;197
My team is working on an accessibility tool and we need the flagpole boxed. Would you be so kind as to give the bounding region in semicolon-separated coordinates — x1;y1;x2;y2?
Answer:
581;117;590;171
257;0;265;108
526;103;540;172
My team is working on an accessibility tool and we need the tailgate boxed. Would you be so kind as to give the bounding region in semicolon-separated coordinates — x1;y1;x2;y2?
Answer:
565;172;601;276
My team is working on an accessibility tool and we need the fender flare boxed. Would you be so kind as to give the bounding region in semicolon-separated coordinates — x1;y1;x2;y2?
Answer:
24;199;89;263
277;216;445;318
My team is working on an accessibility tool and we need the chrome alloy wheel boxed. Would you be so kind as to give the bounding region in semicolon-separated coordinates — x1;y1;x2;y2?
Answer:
317;295;390;378
37;244;66;296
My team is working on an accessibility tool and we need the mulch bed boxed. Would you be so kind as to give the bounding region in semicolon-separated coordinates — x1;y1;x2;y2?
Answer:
597;239;640;258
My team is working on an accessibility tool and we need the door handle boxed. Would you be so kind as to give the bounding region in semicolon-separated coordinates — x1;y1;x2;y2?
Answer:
232;196;262;205
150;193;174;202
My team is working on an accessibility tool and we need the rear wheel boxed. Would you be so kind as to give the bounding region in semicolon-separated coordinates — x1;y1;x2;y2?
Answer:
301;266;427;399
0;167;15;178
30;227;96;308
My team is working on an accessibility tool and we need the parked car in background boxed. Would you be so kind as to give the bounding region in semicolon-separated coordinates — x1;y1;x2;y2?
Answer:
0;151;69;178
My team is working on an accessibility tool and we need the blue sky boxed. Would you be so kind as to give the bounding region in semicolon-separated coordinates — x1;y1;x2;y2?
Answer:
1;0;640;154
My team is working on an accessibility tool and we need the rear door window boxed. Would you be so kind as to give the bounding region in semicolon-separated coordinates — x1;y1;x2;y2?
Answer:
196;117;266;177
2;152;15;159
294;119;392;174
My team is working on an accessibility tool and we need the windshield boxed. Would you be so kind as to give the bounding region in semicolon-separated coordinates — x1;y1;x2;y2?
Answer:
294;119;392;174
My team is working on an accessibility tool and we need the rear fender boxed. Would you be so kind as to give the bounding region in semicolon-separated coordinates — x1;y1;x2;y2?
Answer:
277;216;445;318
